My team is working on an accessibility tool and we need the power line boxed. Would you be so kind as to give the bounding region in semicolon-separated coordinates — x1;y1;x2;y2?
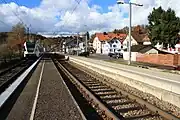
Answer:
0;20;12;27
2;0;25;24
1;0;33;32
52;0;82;36
61;0;82;29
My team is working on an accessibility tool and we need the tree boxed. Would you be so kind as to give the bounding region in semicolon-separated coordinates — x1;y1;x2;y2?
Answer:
90;33;96;43
113;27;128;34
148;7;180;48
7;22;26;57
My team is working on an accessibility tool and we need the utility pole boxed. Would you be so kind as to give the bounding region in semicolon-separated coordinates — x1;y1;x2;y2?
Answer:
85;32;88;52
117;0;143;65
128;3;132;65
77;33;79;56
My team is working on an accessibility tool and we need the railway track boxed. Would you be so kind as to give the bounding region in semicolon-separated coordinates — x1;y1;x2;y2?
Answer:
0;59;36;94
0;57;41;117
55;60;179;120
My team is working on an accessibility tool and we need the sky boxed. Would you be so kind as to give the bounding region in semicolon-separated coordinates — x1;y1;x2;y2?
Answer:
0;0;180;36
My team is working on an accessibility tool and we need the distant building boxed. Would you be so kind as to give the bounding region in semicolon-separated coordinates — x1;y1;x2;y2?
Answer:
122;35;138;50
93;32;126;54
154;42;180;54
123;45;167;61
93;31;153;55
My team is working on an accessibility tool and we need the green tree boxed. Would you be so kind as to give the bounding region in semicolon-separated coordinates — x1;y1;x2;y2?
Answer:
148;7;180;48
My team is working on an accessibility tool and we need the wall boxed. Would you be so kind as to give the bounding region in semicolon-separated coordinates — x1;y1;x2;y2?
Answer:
93;37;102;54
137;54;180;66
123;52;137;61
102;42;109;54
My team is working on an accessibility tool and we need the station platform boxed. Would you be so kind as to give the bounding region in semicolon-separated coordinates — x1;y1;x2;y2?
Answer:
69;56;180;108
5;59;84;120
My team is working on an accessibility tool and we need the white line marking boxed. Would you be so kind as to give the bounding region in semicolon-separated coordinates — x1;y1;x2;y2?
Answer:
29;60;45;120
0;58;41;108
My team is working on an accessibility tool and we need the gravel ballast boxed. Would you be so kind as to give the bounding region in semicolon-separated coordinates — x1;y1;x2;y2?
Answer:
70;61;180;118
34;60;83;120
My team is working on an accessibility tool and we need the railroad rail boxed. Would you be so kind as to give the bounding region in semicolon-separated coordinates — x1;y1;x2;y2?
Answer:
0;59;36;94
56;60;179;120
0;59;25;75
0;58;41;109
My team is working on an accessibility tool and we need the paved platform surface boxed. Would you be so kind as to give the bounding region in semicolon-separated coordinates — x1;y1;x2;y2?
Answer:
70;56;180;83
5;59;83;120
5;61;43;120
34;60;83;120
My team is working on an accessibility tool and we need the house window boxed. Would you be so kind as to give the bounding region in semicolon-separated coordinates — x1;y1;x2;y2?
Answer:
111;41;114;43
115;41;118;43
110;49;112;52
113;45;116;47
110;44;112;47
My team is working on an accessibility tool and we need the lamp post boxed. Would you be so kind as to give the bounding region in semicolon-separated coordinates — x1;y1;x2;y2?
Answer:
117;0;143;65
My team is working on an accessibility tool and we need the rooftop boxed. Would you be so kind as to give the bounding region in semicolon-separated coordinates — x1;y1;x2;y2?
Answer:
95;32;127;41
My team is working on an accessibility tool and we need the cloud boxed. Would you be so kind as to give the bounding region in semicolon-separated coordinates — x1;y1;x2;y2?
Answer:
0;0;180;35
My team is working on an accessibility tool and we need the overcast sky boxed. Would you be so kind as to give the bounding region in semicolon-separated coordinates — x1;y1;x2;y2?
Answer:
0;0;180;35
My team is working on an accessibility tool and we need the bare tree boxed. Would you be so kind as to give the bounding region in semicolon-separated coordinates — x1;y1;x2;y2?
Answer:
7;22;26;58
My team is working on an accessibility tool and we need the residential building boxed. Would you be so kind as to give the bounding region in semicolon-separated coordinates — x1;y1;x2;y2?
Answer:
122;35;138;50
93;32;126;54
93;31;152;55
154;42;180;54
123;44;168;61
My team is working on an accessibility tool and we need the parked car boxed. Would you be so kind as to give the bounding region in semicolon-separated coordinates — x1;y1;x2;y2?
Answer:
79;51;90;57
108;49;123;59
108;52;114;57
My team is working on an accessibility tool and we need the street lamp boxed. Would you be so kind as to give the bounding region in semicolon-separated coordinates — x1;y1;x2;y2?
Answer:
117;0;143;65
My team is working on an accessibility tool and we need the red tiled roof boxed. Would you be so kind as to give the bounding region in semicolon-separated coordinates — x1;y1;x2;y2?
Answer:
95;32;127;41
131;32;150;43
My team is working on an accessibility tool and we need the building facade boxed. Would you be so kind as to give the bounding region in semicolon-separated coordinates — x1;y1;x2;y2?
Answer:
122;35;138;50
93;33;126;54
102;38;122;54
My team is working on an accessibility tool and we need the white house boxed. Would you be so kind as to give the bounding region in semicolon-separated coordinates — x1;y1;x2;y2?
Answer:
155;42;180;53
102;38;122;54
122;35;138;50
93;36;102;54
93;33;126;54
79;42;85;52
